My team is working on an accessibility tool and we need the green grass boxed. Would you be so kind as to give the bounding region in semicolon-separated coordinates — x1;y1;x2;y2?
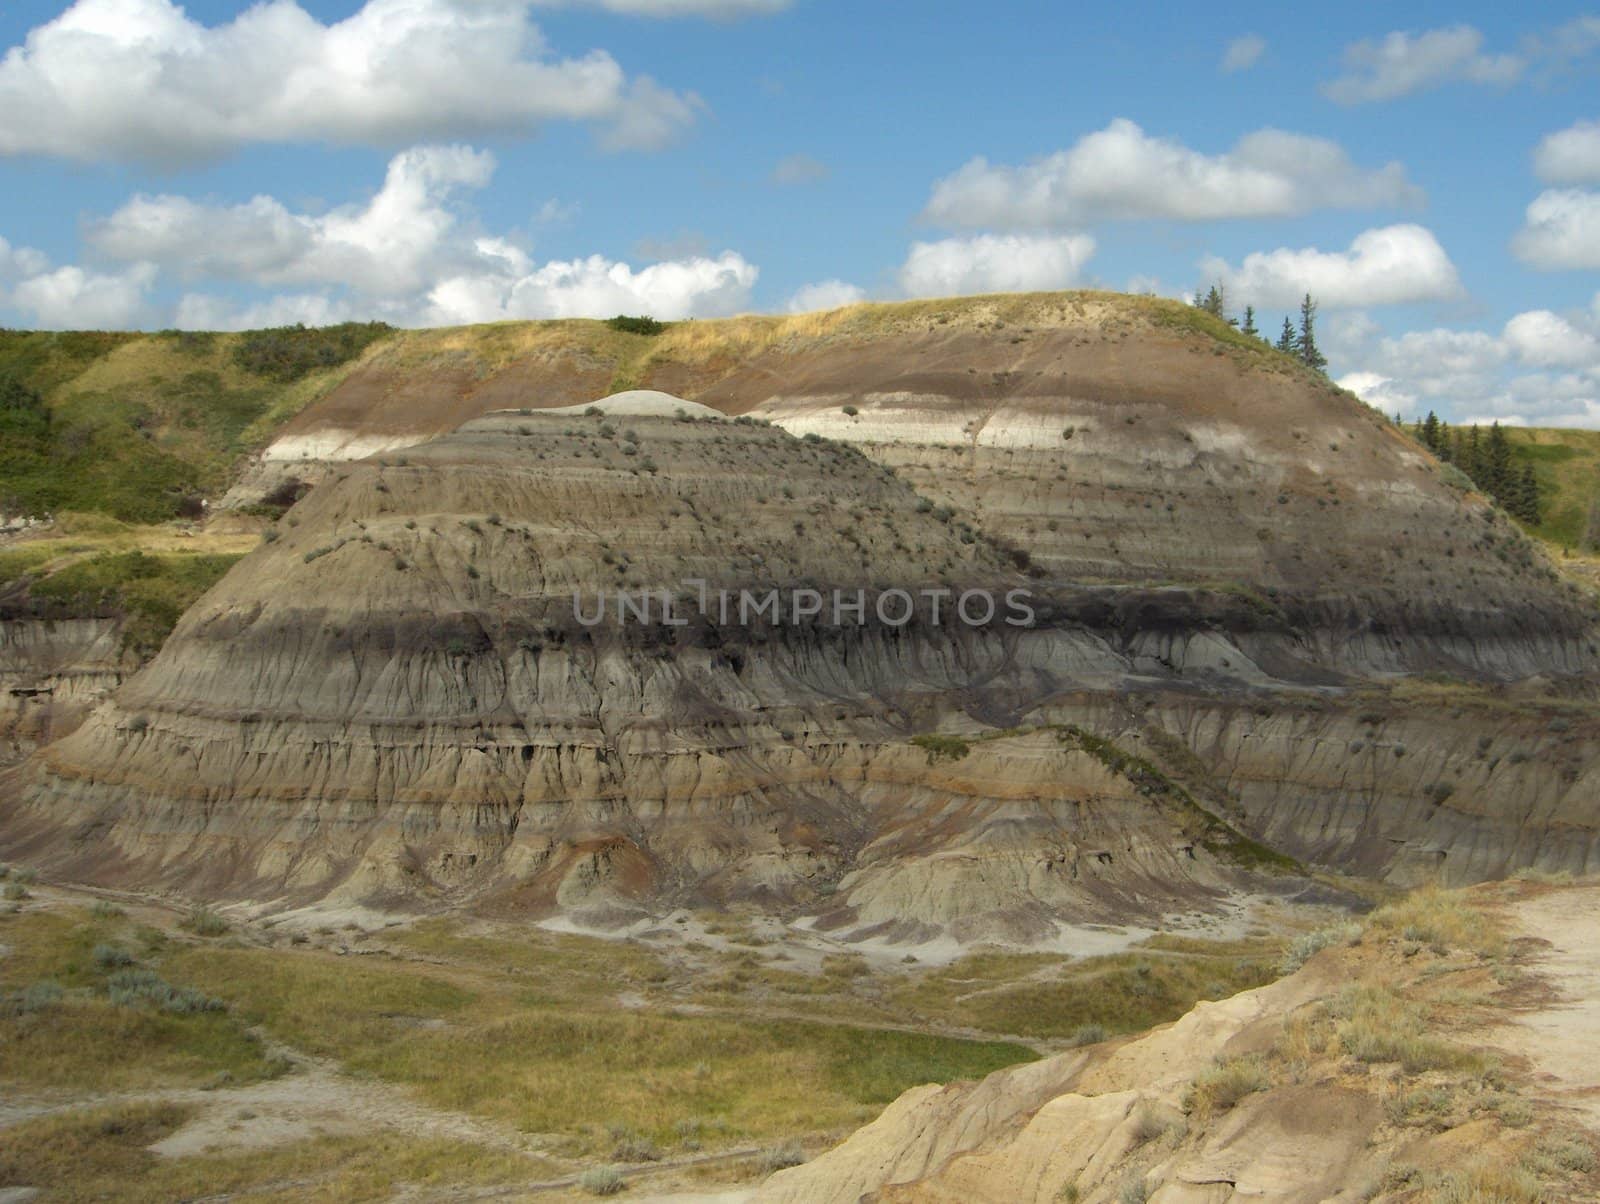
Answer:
159;936;1031;1151
888;945;1276;1041
0;909;285;1090
12;548;241;654
0;1101;535;1204
1503;427;1600;549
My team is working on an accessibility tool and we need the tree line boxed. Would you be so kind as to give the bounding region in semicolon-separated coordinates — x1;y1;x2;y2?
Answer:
1192;284;1327;374
1409;413;1543;525
1190;283;1544;528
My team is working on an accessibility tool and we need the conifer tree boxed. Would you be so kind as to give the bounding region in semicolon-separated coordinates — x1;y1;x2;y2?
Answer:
1298;294;1327;374
1275;317;1297;355
1241;306;1258;338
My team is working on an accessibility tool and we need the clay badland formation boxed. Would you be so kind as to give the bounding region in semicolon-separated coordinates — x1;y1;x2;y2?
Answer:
3;292;1598;937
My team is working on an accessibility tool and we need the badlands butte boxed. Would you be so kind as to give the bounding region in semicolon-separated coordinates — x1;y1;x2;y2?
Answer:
4;292;1598;930
5;292;1600;1200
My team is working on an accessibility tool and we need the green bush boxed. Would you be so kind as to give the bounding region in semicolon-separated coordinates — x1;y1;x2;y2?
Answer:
106;969;223;1014
605;315;666;336
232;322;393;383
92;945;135;971
2;980;63;1017
911;734;971;762
182;906;230;937
579;1166;624;1196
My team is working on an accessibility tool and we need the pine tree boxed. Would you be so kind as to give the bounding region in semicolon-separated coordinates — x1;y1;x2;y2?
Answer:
1486;422;1512;500
1241;306;1259;339
1198;284;1227;320
1511;463;1541;524
1421;410;1441;453
1275;317;1297;356
1298;294;1327;374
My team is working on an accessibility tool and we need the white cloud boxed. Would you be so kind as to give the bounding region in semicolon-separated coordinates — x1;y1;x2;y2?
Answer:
10;263;157;329
0;236;49;281
897;233;1095;299
173;292;353;332
1322;25;1523;103
88;145;495;296
1202;224;1463;309
1513;190;1600;270
1220;34;1266;74
0;0;699;166
771;153;830;186
1503;309;1600;367
1337;370;1416;414
1534;119;1600;185
785;280;865;313
575;0;790;14
1334;301;1600;427
426;251;758;323
922;120;1421;228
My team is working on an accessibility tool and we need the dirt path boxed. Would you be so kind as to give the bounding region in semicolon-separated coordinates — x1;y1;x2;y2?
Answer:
1484;883;1600;1128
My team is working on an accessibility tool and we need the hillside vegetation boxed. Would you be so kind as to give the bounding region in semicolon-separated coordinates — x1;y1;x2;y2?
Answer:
0;325;392;524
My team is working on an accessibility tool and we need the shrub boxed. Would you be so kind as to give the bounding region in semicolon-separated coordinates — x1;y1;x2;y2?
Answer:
1118;1179;1149;1204
842;405;859;416
578;1166;624;1196
1068;1023;1108;1047
606;315;666;336
911;734;971;762
90;900;125;919
611;1131;658;1162
3;883;28;901
760;1143;805;1173
92;944;135;970
183;906;229;937
1278;922;1360;974
232;322;393;382
107;968;223;1014
1184;1055;1270;1121
2;980;63;1017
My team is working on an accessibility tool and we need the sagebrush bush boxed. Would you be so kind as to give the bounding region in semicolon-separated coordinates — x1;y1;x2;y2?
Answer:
107;968;223;1014
760;1143;805;1173
1184;1055;1270;1121
3;980;63;1017
92;944;135;970
578;1166;624;1196
183;906;229;937
1278;922;1361;974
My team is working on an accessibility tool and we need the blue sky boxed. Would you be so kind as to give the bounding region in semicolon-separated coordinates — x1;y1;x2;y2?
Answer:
1;2;1599;425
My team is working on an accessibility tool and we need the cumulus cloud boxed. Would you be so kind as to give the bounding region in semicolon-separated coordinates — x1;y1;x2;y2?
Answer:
1503;309;1600;367
1512;189;1600;270
425;251;757;323
897;234;1095;299
922;120;1420;228
1322;25;1523;103
173;292;354;332
0;0;700;166
0;236;49;282
89;145;496;296
10;263;157;329
1201;224;1463;309
1335;301;1600;427
1220;34;1266;74
1534;119;1600;185
785;280;865;313
771;153;830;186
582;0;791;17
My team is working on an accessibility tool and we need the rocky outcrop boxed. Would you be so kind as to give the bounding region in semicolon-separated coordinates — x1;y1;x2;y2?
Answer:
0;617;129;764
1;402;1282;926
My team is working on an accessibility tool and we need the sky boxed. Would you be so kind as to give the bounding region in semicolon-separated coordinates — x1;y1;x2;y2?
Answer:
0;2;1598;426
